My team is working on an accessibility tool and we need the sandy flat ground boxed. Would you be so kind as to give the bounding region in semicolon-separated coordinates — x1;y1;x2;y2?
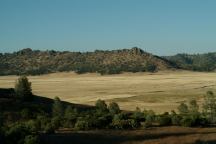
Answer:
0;71;216;113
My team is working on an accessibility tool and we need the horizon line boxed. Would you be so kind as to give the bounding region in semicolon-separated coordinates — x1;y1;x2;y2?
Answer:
1;47;216;56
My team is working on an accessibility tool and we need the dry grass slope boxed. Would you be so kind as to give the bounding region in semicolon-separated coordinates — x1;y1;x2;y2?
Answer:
0;70;216;113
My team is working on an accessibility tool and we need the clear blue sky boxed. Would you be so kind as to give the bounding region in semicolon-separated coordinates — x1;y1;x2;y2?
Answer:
0;0;216;55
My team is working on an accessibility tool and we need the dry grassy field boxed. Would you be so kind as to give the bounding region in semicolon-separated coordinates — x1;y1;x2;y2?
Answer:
0;71;216;113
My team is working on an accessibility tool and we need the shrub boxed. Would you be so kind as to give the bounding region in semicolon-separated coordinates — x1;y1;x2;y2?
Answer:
25;120;40;132
157;114;171;126
129;119;141;129
44;123;55;134
111;112;136;129
113;112;128;121
170;111;182;126
83;115;98;128
15;76;33;101
5;123;31;144
20;108;32;119
84;114;112;129
36;115;50;131
24;135;39;144
99;115;112;128
74;119;89;130
180;116;195;127
132;107;145;122
51;117;61;129
142;110;155;127
111;119;131;129
111;119;140;129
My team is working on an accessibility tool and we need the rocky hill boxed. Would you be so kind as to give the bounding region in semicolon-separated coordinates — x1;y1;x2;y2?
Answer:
0;47;177;75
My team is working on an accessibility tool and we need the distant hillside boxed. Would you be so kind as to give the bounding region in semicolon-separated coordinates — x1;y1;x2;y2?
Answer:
0;47;177;75
165;52;216;72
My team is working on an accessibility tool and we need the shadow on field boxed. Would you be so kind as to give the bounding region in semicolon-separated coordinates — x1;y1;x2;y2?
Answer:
40;131;216;144
0;88;94;112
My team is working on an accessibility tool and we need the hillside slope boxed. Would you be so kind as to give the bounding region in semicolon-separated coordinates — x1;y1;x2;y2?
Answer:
165;52;216;72
0;47;177;75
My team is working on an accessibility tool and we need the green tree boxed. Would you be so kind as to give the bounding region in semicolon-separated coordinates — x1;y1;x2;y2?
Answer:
189;99;199;114
189;99;200;125
64;106;77;128
15;76;33;101
52;97;64;118
108;102;120;115
177;101;200;127
178;102;189;115
203;91;216;123
95;99;108;114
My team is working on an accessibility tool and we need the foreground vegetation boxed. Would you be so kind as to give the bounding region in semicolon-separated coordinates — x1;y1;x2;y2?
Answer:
1;76;216;144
